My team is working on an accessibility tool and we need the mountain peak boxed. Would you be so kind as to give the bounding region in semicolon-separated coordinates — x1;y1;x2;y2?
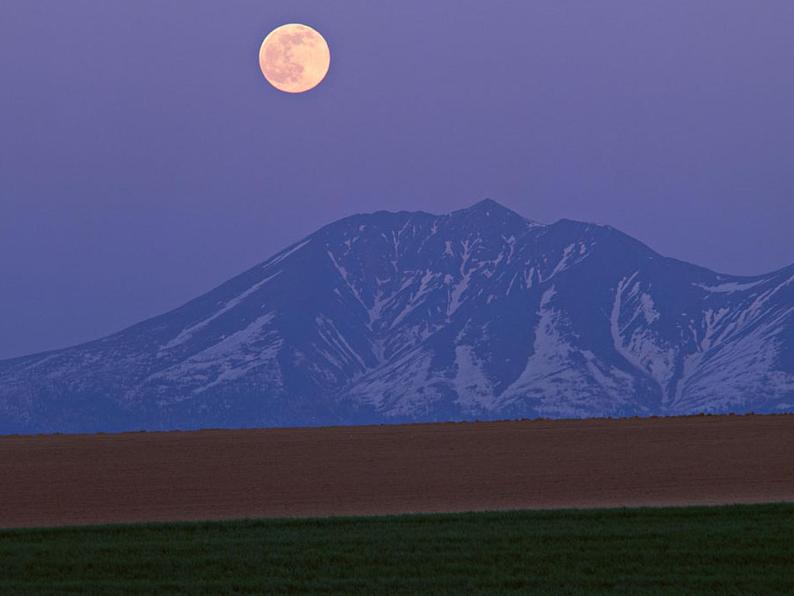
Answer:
452;198;543;229
465;198;511;214
452;198;520;218
472;197;505;209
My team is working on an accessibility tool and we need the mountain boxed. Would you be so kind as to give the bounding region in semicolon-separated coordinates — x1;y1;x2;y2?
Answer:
2;199;793;434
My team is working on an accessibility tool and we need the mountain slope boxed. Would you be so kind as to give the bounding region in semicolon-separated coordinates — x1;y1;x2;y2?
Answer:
2;199;793;433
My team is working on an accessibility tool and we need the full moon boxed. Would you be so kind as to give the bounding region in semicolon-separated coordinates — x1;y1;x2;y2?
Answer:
259;24;330;94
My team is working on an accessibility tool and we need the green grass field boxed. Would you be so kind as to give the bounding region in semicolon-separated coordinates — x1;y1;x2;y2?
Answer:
2;503;793;595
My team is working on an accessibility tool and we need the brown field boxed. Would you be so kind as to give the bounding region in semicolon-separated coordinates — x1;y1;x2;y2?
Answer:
1;414;793;529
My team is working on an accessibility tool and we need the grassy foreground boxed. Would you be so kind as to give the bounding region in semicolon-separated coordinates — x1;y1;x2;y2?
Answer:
2;504;793;595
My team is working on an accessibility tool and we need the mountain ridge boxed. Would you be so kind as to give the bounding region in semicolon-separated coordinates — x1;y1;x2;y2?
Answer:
2;199;793;434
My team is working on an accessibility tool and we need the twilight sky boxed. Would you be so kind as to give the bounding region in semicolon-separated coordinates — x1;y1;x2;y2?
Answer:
1;0;793;359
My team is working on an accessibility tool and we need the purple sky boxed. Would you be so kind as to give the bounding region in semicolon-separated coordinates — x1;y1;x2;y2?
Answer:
1;0;793;360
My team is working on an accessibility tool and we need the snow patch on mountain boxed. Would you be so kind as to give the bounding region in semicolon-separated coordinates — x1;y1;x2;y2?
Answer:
161;272;281;351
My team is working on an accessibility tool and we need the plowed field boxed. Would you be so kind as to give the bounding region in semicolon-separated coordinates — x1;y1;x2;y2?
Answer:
1;414;792;528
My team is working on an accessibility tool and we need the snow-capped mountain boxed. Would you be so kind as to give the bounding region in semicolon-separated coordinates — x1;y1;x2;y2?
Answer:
2;199;793;434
